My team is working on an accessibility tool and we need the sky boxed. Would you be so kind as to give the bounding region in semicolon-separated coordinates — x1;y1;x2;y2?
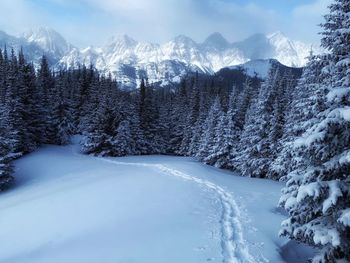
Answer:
0;0;332;47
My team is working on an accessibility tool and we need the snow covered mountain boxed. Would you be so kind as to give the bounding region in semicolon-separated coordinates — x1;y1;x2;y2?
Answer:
228;59;277;79
0;30;60;66
227;58;303;79
23;27;73;60
0;27;319;88
59;31;317;88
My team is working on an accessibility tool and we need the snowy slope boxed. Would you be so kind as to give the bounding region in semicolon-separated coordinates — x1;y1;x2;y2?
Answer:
227;58;302;79
267;32;310;68
228;59;277;79
0;141;314;263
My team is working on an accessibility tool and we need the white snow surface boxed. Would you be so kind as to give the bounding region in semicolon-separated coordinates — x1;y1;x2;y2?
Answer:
228;59;277;79
0;140;313;263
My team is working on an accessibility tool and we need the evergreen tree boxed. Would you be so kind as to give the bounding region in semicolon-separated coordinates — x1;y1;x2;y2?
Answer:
0;107;14;191
271;55;325;180
51;74;73;145
197;97;222;161
205;85;240;168
280;1;350;261
111;120;134;156
81;93;117;156
266;69;298;179
19;58;41;151
204;111;230;167
0;140;13;191
188;85;211;156
81;75;121;156
139;80;166;154
129;103;148;155
235;67;280;177
78;70;100;133
37;55;55;144
167;81;188;153
178;80;200;155
3;50;25;155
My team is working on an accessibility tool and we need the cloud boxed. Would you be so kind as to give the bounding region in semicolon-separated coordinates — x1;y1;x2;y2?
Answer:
0;0;43;36
289;0;332;43
292;0;331;17
190;1;280;39
70;0;282;44
0;0;330;47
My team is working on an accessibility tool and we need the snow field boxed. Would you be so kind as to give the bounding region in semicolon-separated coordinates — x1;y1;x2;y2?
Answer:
0;143;314;262
99;157;254;263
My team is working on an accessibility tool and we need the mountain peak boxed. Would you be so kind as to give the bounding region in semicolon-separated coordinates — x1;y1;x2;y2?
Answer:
172;35;197;45
109;34;137;46
267;31;287;41
242;33;268;43
37;26;59;35
203;32;229;50
24;27;64;42
23;27;72;57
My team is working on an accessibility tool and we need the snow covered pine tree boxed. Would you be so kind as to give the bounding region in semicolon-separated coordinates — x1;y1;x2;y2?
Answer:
279;0;350;261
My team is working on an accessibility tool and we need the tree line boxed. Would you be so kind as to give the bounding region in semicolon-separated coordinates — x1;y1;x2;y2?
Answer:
0;0;349;261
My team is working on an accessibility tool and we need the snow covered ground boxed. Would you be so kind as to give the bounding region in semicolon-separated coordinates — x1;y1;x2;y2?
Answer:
0;141;314;263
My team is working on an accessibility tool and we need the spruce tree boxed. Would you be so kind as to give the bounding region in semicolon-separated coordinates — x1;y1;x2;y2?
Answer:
279;1;350;261
272;55;325;180
205;85;240;168
168;81;188;153
0;140;13;191
51;74;72;145
178;80;200;155
0;105;14;191
235;68;280;177
3;50;24;155
188;86;211;156
111;120;134;156
37;55;55;144
81;75;120;156
196;97;222;161
129;103;148;155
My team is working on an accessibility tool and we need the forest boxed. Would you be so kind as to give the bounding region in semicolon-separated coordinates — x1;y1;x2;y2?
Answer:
0;0;349;262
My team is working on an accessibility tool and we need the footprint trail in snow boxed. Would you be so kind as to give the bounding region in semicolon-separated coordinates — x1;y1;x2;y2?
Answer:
99;157;256;263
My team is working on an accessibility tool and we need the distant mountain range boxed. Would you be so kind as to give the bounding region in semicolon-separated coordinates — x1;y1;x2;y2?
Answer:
0;27;321;88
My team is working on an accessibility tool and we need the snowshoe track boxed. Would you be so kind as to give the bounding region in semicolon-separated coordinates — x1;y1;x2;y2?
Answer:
99;157;255;263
